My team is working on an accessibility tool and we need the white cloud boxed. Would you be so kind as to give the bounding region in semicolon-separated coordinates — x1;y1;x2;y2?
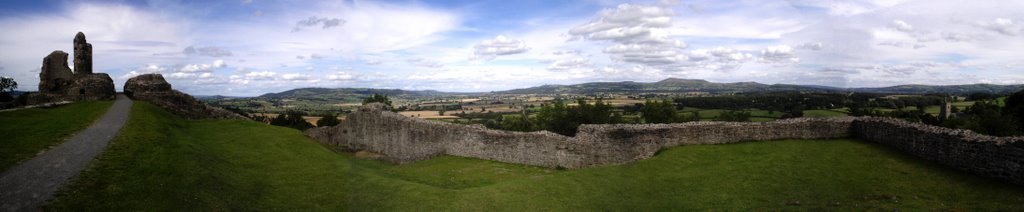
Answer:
183;46;233;57
244;71;276;80
788;0;912;16
179;59;226;73
309;53;325;60
292;16;345;32
569;4;675;42
890;20;913;32
547;58;592;71
280;73;313;81
471;35;530;61
326;72;357;81
759;45;799;63
166;72;214;80
794;42;823;50
975;18;1019;36
570;2;693;70
406;58;444;68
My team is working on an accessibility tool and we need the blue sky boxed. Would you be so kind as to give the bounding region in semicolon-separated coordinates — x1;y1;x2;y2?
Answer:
1;0;1022;96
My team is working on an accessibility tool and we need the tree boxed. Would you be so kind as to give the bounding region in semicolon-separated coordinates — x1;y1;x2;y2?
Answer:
640;100;679;124
270;114;288;126
362;94;392;107
0;77;16;93
715;110;751;122
316;114;340;127
269;111;314;131
499;114;533;132
943;100;1019;136
1005;89;1024;132
530;99;621;136
781;104;805;119
0;77;16;103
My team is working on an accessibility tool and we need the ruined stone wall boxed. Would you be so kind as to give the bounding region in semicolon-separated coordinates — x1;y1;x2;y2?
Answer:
305;103;853;168
306;104;1024;184
306;103;583;167
571;118;855;167
851;118;1024;185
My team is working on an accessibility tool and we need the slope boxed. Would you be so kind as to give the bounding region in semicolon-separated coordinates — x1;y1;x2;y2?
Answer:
46;102;1024;210
0;101;113;171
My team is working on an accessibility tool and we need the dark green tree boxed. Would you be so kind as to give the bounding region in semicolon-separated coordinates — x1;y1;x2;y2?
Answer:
270;114;288;126
0;77;16;93
1006;89;1024;129
715;110;751;122
362;94;392;107
270;111;314;131
316;114;340;127
0;77;16;102
781;104;805;119
530;99;621;136
499;114;533;132
640;100;679;124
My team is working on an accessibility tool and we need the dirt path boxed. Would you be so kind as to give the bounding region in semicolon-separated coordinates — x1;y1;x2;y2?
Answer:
0;94;133;211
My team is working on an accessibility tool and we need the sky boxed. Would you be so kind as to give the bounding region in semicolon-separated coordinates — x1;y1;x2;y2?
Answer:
0;0;1022;96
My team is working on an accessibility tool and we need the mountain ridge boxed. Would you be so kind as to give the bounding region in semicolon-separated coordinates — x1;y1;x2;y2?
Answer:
255;78;1024;99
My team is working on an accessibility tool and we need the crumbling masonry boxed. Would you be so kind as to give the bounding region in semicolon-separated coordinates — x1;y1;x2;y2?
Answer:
28;32;115;104
307;103;1024;185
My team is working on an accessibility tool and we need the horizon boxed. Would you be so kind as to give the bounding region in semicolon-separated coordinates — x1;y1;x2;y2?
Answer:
206;77;1024;97
2;0;1023;96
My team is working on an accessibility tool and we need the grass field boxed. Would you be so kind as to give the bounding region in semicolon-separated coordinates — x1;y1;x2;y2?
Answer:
0;101;113;171
803;109;849;117
688;108;844;121
47;102;1024;210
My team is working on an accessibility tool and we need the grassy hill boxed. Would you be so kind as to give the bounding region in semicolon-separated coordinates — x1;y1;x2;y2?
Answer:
498;78;1024;95
499;78;824;94
0;101;113;171
257;87;470;100
46;102;1024;210
850;84;1024;95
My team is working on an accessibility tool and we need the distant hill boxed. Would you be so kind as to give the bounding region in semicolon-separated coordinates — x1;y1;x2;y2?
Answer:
247;79;1024;101
498;78;1024;95
257;87;473;100
848;84;1024;95
498;78;825;94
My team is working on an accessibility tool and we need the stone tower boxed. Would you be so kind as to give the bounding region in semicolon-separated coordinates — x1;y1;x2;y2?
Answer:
27;32;114;104
73;32;92;76
939;97;952;120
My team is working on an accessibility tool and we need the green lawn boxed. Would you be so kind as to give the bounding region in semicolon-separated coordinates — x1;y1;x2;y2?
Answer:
47;102;1024;210
0;101;113;171
803;109;849;117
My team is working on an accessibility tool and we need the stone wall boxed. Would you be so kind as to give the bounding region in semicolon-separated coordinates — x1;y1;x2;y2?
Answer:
306;103;580;167
851;118;1024;185
306;103;854;168
306;103;1024;185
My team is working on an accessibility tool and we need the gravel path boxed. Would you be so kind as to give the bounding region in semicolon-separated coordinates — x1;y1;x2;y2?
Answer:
0;94;133;211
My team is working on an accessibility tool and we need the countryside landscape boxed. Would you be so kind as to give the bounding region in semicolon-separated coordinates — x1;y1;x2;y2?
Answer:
2;0;1024;211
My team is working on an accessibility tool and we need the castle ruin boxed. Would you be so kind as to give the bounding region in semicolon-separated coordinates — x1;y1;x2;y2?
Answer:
27;32;115;104
307;103;1024;185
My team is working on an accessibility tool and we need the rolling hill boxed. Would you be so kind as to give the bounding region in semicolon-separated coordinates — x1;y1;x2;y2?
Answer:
248;78;1024;100
497;78;823;94
498;78;1024;95
256;88;476;100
